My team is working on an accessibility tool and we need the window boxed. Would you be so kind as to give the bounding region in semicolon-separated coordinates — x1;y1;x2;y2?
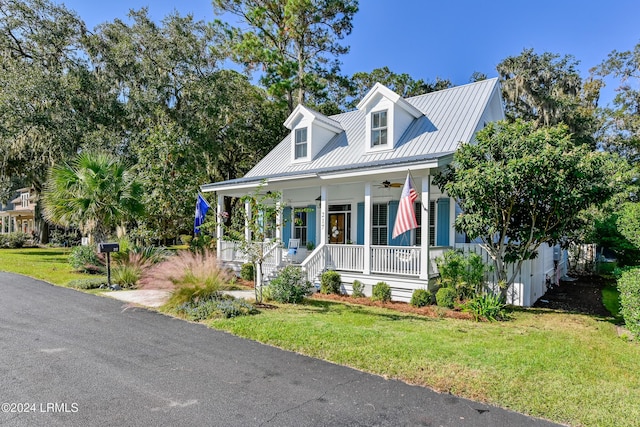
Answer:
415;201;435;246
294;127;308;159
293;210;307;245
371;110;388;147
372;203;388;245
21;193;29;208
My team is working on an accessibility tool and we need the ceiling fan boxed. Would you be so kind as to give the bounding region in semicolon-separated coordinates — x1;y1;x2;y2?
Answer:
376;180;403;189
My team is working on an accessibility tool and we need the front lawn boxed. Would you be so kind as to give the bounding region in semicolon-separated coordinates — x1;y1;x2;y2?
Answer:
211;299;640;427
0;247;94;285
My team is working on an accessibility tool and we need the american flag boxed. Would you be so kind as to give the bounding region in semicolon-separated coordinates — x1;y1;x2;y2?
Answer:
392;172;419;239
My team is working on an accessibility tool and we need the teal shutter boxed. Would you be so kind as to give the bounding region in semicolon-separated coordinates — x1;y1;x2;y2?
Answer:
356;202;364;245
282;207;291;245
436;198;450;246
306;205;316;247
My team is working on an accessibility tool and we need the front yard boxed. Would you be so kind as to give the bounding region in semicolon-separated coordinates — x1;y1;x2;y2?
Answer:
1;247;638;426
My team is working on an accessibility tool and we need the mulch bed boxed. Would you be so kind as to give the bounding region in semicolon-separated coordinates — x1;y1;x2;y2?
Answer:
532;275;612;316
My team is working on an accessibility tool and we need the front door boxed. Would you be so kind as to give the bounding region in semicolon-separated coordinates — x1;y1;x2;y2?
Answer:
328;213;345;244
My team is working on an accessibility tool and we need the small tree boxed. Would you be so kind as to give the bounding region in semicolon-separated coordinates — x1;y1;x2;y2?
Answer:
434;120;613;298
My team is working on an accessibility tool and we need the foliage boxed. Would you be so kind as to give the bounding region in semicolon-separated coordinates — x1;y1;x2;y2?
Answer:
268;265;313;304
435;250;487;300
589;208;640;266
67;277;108;290
42;151;144;242
177;295;257;321
618;267;640;336
111;264;142;288
465;293;507;322
68;245;104;273
240;262;255;281
434;120;613;298
371;281;391;303
410;289;432;307
0;232;30;249
212;0;359;112
592;41;640;162
435;287;457;309
351;279;365;298
617;202;640;249
497;48;600;146
146;250;231;310
320;270;342;294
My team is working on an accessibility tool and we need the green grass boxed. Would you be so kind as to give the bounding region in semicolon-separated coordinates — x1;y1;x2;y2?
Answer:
211;300;640;427
0;247;99;286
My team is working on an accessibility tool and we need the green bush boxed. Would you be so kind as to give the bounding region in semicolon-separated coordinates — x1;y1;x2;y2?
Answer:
371;281;391;303
67;277;108;289
177;295;257;321
618;267;640;336
69;245;104;273
410;288;432;307
7;232;29;248
0;235;6;248
268;265;314;304
112;264;142;288
465;293;507;321
320;270;342;294
240;262;255;281
435;250;488;300
436;287;457;308
351;280;365;298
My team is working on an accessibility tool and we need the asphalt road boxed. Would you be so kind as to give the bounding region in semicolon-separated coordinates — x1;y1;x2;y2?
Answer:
0;272;561;426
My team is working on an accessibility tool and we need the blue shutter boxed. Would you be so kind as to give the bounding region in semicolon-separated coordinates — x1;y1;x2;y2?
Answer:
356;202;364;245
282;207;291;246
436;198;450;246
388;200;409;246
306;205;316;247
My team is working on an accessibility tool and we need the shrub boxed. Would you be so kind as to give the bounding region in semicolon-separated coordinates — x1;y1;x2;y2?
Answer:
67;277;108;289
112;264;143;288
436;287;457;308
268;265;313;304
240;262;255;281
410;288;432;307
465;293;507;321
618;267;640;337
69;245;104;273
320;270;342;294
371;281;391;303
351;280;365;298
177;295;257;321
435;250;488;300
0;235;7;248
7;232;29;248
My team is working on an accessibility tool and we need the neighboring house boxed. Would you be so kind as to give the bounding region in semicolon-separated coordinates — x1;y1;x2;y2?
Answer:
0;187;37;236
202;78;565;306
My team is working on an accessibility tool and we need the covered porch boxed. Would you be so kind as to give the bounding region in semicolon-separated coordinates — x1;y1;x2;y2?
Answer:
209;163;459;298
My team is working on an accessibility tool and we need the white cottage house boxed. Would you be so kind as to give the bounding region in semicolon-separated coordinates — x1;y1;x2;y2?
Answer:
202;78;563;306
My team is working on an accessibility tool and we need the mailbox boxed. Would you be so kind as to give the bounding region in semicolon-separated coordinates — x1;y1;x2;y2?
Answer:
98;242;120;253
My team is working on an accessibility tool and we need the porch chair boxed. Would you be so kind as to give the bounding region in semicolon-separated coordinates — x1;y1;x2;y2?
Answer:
284;238;300;263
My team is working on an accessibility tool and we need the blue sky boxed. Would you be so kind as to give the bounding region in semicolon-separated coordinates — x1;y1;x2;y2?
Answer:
60;0;640;106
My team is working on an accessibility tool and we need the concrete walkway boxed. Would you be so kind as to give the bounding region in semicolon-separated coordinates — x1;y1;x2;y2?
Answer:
105;289;256;307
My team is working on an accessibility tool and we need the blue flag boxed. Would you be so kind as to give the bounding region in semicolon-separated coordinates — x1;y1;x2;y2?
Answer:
194;193;211;234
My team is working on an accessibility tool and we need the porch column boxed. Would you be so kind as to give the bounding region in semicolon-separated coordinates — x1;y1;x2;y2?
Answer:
420;175;431;280
244;200;251;242
275;200;282;266
1;216;5;234
363;182;372;275
319;185;328;246
216;194;223;258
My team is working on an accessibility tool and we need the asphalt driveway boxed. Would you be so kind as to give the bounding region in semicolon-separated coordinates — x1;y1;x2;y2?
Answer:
0;272;561;426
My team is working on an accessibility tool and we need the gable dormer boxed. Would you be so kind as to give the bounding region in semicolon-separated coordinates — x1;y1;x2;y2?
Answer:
284;105;343;163
356;83;423;153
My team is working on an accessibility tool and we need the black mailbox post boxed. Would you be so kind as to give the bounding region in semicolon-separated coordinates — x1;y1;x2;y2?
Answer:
98;242;120;289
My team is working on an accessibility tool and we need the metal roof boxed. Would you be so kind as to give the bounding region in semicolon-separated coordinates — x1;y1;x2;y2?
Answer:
202;78;500;192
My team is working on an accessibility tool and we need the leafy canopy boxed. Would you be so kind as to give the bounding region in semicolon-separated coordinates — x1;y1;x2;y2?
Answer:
434;120;613;289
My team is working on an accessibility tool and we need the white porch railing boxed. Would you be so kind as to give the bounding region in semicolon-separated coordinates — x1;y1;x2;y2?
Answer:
326;244;364;272
300;243;327;283
371;246;421;276
219;240;247;263
260;241;281;280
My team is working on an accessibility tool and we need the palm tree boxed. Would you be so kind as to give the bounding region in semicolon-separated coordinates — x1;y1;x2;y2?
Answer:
42;151;144;242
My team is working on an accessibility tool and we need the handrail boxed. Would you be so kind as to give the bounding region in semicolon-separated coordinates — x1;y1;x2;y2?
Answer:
300;242;326;283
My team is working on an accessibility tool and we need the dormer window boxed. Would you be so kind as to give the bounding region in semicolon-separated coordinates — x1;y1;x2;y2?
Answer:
294;127;308;159
371;110;388;147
